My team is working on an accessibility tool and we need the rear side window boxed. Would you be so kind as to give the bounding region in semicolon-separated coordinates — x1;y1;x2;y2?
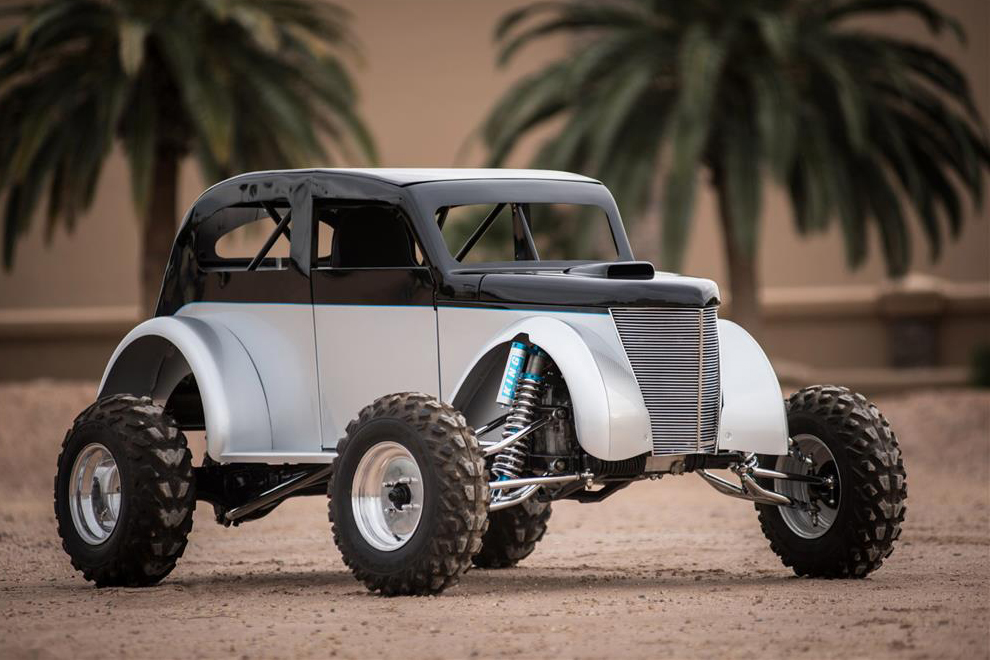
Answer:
196;201;293;270
439;203;618;264
314;201;424;268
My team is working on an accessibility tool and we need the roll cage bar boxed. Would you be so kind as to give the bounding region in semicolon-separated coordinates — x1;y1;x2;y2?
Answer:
246;204;293;272
450;202;567;263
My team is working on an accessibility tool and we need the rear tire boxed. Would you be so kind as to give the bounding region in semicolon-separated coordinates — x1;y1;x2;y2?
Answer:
756;385;906;578
329;393;488;596
472;499;551;569
54;395;195;587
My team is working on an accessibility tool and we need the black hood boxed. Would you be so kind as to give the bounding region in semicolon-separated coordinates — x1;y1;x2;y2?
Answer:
477;268;720;309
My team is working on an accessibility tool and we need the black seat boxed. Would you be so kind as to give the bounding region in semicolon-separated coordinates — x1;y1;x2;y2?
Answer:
329;208;416;268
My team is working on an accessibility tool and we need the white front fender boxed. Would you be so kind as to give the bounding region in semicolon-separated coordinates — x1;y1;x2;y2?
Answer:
717;320;788;455
447;313;651;461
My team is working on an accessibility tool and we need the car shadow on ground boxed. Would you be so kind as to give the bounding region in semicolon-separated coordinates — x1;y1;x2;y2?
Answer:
132;565;810;597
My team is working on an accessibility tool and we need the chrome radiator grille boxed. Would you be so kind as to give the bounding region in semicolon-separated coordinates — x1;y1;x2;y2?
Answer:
610;307;721;455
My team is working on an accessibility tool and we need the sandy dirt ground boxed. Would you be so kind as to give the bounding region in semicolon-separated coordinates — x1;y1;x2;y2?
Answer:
1;381;988;659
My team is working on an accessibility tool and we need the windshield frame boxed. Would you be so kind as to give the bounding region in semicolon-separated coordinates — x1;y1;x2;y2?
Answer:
405;179;635;273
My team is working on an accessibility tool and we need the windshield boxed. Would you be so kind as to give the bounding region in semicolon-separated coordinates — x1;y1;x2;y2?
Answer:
438;203;619;265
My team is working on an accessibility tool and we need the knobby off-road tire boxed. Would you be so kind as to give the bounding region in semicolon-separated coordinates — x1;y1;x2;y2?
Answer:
55;394;195;587
329;393;488;596
472;499;551;569
757;385;906;578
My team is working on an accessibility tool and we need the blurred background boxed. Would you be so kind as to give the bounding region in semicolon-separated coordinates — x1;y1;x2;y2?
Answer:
1;5;988;656
0;0;987;395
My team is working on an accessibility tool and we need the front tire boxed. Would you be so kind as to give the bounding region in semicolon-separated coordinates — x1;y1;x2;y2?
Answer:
756;385;906;578
472;499;551;569
54;395;195;587
329;393;488;596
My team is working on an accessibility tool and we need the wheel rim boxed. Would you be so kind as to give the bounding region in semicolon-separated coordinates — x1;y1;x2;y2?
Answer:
351;441;424;551
68;443;121;545
774;434;842;539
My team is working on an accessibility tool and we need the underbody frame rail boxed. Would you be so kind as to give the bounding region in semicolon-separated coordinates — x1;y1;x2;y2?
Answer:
224;465;333;523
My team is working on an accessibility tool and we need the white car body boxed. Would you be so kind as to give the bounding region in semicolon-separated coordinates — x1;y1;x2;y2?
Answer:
98;168;788;466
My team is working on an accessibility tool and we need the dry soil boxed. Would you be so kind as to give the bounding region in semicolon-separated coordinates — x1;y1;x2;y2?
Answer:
1;382;988;659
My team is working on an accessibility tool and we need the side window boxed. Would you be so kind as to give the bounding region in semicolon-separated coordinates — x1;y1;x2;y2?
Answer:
314;202;424;268
196;201;293;270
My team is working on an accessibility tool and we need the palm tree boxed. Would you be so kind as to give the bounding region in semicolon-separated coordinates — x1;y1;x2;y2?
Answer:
0;0;374;315
481;0;989;336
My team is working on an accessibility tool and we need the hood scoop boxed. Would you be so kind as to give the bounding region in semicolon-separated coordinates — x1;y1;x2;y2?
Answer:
566;261;656;280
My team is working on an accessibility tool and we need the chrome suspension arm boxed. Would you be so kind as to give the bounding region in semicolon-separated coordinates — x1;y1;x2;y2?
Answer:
749;465;825;484
489;485;540;511
475;413;509;438
488;474;580;490
477;406;567;457
487;474;581;511
480;406;575;510
696;452;794;506
481;416;550;457
697;469;792;506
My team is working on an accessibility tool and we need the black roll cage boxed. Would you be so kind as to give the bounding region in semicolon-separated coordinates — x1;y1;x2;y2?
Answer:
156;170;636;316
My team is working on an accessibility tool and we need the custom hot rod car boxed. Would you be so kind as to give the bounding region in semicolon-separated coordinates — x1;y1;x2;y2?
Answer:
55;169;906;595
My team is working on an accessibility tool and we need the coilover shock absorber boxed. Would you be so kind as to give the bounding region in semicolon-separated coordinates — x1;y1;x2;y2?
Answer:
492;343;548;481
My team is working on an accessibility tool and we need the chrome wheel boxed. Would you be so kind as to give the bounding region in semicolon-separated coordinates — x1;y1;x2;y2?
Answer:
351;441;424;551
774;434;841;539
69;443;121;545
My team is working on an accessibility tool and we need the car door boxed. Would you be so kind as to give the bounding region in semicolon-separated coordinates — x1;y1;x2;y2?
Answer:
311;201;440;449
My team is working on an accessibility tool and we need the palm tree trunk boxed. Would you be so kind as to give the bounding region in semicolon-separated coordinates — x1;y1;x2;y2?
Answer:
713;173;763;340
141;145;179;319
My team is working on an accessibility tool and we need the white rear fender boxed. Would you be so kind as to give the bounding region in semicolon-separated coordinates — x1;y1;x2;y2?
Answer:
449;315;651;461
717;319;788;455
98;316;272;461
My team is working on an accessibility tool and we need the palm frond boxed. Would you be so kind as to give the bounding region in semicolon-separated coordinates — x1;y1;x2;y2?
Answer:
0;0;374;267
660;24;726;268
483;63;572;165
721;114;762;257
480;0;989;281
823;0;964;41
495;1;655;64
862;161;912;276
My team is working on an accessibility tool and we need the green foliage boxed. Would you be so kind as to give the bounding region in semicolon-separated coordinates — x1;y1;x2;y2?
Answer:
0;0;375;266
482;0;990;273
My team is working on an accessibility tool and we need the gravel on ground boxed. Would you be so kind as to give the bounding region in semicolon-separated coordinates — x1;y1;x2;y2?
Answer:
1;381;987;659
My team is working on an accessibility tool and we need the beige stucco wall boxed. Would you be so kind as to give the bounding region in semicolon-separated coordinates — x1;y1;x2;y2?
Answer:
0;0;987;386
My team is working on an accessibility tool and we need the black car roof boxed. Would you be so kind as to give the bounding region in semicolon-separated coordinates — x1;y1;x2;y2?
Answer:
185;167;606;232
202;167;600;191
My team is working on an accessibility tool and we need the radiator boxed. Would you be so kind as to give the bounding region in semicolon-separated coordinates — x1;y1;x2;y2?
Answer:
610;307;721;455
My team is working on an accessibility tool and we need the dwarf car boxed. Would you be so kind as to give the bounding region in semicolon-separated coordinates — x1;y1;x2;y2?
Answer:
55;168;906;595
